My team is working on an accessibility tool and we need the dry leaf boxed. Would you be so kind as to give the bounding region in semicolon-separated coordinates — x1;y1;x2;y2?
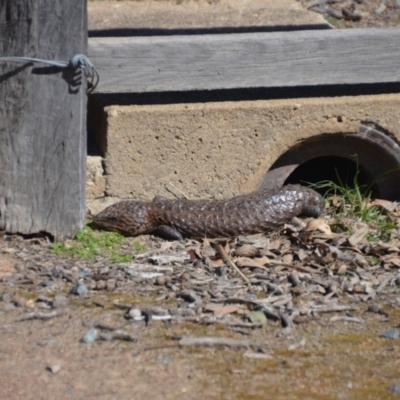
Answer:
371;198;397;213
211;259;226;267
383;256;400;268
200;239;216;258
282;254;293;264
337;264;347;274
348;225;369;247
235;257;270;270
306;218;331;234
234;244;259;258
204;303;239;317
266;239;283;252
332;195;342;208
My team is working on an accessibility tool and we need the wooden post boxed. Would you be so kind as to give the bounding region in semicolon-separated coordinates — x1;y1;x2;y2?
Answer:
0;0;87;240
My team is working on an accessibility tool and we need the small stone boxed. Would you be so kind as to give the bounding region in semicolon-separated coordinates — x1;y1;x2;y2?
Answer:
106;279;116;291
51;265;63;278
215;266;227;277
96;280;106;290
128;308;142;320
155;276;167;286
1;293;12;302
167;291;176;300
70;271;80;282
1;302;16;312
178;290;201;305
125;268;138;277
52;294;67;309
390;384;400;394
247;311;268;326
381;328;399;340
3;274;19;285
46;364;61;374
246;293;258;301
179;272;190;282
367;304;381;314
375;3;386;15
80;328;99;343
25;299;35;308
156;356;173;365
79;267;91;277
86;281;97;290
71;281;88;296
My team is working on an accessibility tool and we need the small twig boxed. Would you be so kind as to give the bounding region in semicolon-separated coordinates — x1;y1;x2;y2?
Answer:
244;351;273;359
278;312;293;336
211;298;280;320
257;294;293;306
99;330;137;342
177;336;265;351
112;301;134;310
132;344;181;357
265;260;317;274
184;317;263;329
15;310;64;322
329;316;364;324
216;243;251;286
166;181;190;199
311;304;358;313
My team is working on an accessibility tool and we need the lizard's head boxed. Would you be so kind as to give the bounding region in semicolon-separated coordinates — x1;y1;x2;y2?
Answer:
92;200;152;237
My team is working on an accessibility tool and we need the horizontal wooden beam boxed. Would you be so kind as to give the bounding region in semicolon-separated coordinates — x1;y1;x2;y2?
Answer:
88;28;400;94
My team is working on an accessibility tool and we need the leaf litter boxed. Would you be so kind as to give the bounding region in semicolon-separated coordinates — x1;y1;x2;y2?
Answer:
1;195;400;351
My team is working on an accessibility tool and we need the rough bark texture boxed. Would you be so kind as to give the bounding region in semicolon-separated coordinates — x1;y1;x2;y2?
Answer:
0;0;87;240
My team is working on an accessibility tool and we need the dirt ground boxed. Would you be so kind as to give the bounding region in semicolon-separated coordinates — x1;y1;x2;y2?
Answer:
2;224;400;400
2;2;400;400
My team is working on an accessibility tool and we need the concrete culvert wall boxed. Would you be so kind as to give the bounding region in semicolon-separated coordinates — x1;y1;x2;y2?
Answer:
86;95;400;214
260;125;400;201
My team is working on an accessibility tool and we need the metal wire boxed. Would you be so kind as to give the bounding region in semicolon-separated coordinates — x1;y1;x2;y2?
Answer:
0;54;99;92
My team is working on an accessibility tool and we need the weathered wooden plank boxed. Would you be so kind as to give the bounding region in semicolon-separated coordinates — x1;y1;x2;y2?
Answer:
88;28;400;93
0;0;87;240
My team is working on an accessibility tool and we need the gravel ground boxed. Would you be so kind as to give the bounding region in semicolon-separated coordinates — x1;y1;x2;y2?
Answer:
1;2;400;399
298;0;400;28
2;196;400;399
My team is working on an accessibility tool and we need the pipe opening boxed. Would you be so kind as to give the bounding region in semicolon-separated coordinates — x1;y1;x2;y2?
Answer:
283;156;377;197
259;125;400;201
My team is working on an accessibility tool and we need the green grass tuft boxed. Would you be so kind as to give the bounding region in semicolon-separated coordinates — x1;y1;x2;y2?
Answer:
311;169;396;242
50;224;147;261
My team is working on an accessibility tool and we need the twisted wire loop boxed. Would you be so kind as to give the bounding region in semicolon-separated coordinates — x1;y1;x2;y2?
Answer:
0;54;99;93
